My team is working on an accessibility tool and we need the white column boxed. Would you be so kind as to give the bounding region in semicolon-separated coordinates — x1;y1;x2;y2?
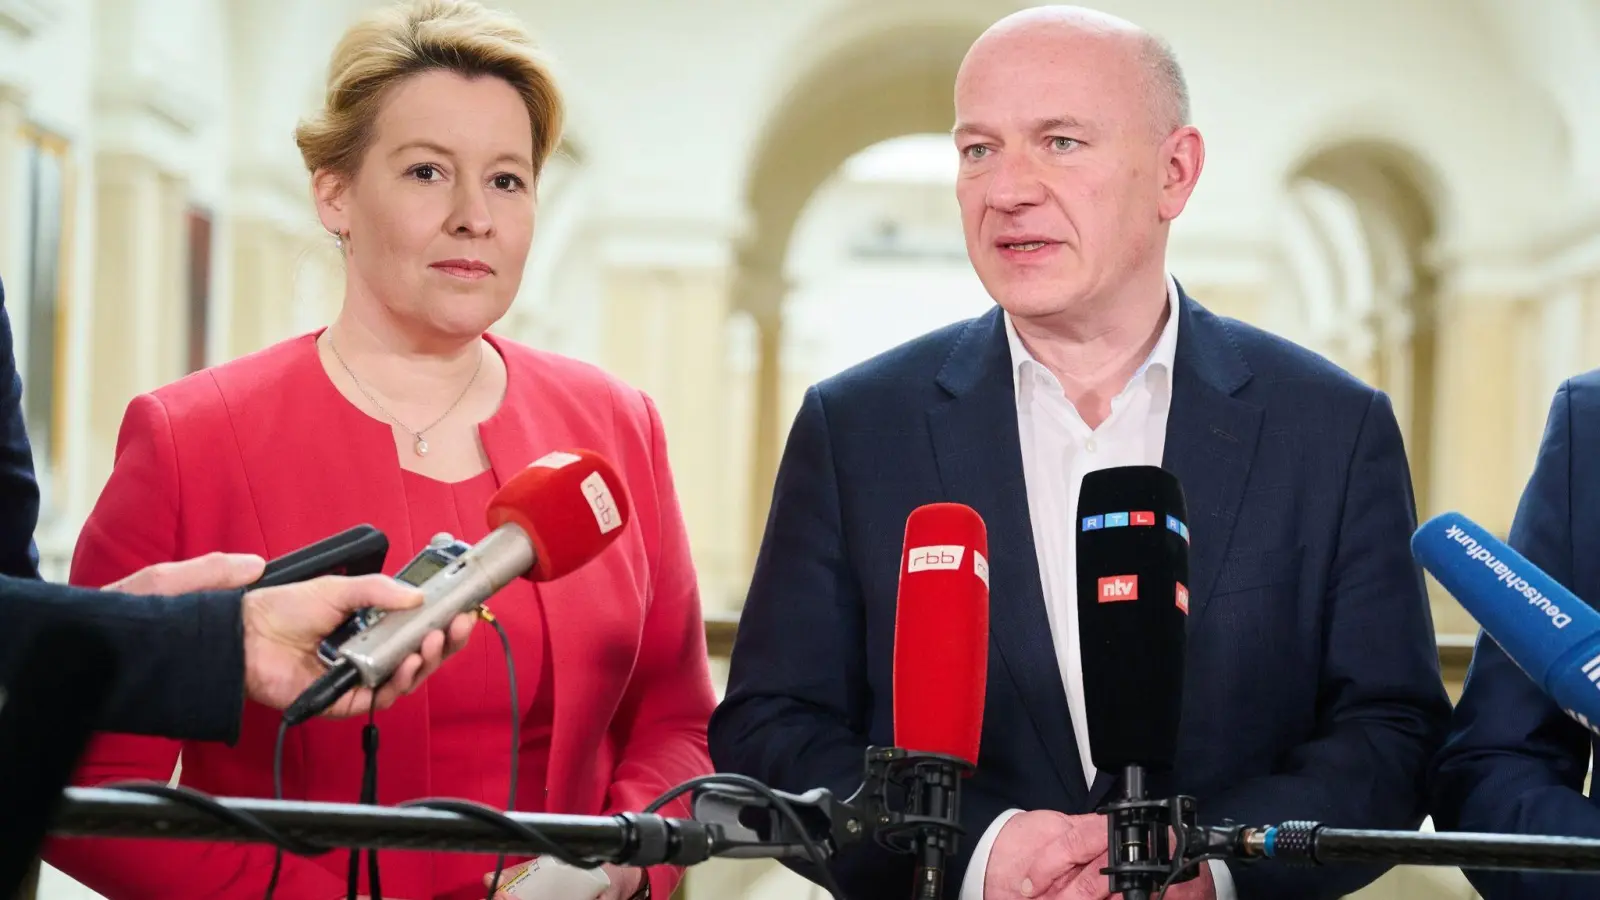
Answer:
81;77;205;492
596;217;743;608
731;263;789;579
0;0;59;348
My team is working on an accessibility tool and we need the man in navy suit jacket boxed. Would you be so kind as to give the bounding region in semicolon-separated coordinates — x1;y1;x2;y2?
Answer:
1430;372;1600;899
709;8;1451;900
0;273;41;579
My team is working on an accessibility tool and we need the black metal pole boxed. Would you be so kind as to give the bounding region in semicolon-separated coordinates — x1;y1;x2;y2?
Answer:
1115;765;1152;900
1232;822;1600;875
49;787;715;865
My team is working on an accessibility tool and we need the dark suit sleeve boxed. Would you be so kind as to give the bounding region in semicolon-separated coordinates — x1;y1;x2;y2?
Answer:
0;280;42;580
1429;378;1600;900
707;386;913;898
1205;390;1453;900
0;575;245;743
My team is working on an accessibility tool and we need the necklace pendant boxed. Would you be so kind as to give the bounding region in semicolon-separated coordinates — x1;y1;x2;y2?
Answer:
415;437;429;457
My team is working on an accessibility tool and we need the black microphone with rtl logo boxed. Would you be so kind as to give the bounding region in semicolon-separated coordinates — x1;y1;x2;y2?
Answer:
1076;465;1192;900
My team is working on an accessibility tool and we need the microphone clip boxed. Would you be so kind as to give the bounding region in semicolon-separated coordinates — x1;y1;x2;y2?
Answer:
852;747;973;858
688;746;972;862
1099;791;1199;894
1096;765;1237;899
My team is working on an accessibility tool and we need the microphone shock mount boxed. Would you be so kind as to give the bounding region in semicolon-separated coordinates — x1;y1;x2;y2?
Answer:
690;746;971;898
858;748;972;899
1098;766;1210;900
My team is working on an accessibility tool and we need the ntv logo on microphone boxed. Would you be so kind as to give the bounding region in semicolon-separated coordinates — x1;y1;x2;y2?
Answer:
1098;574;1138;603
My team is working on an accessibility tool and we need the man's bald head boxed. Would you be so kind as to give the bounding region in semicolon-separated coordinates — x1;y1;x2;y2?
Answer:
950;4;1206;326
960;5;1189;136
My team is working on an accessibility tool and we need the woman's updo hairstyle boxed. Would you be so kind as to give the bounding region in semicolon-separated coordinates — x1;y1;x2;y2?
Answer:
295;0;564;181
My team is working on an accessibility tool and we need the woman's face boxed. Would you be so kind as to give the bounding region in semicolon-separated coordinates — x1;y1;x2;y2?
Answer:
317;69;537;343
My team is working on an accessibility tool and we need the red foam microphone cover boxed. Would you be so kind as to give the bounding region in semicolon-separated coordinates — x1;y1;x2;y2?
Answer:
893;502;990;766
485;449;632;581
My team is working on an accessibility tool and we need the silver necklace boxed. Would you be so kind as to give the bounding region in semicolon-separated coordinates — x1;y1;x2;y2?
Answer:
326;332;484;457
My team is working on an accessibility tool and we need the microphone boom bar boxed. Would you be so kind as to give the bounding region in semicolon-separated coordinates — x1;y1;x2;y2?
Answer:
51;787;714;866
1206;821;1600;876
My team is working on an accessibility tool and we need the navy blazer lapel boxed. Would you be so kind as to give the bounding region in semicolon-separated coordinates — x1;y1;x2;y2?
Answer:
1160;289;1264;629
1082;289;1264;813
927;307;1085;806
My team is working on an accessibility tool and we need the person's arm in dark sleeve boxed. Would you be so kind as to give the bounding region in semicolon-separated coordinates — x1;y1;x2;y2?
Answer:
1204;391;1453;900
1430;378;1600;900
0;280;41;580
0;575;245;743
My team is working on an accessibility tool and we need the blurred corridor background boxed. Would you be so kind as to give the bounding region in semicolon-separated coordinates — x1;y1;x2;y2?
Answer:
7;0;1600;897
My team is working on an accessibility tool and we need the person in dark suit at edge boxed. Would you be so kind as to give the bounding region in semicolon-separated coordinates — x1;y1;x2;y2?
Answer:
1430;371;1600;900
0;275;474;744
0;262;40;581
708;7;1452;900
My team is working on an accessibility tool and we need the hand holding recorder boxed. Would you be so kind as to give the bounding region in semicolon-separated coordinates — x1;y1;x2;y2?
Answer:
106;550;474;719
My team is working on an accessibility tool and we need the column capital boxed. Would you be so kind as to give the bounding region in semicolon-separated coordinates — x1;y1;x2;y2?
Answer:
0;0;53;33
1432;200;1600;299
587;212;745;271
92;74;214;176
731;259;790;325
1165;233;1277;291
232;166;317;235
0;0;58;92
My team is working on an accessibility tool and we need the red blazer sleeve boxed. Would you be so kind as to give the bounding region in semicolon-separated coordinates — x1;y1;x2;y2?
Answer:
43;393;346;900
601;392;717;899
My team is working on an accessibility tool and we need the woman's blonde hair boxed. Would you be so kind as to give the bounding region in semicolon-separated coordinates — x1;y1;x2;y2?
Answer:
295;0;564;182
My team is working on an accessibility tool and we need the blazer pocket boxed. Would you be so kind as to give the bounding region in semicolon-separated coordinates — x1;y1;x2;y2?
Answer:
1212;546;1304;597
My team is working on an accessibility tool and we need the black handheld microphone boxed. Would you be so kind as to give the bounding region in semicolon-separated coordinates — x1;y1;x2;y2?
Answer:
244;524;389;591
1076;465;1191;900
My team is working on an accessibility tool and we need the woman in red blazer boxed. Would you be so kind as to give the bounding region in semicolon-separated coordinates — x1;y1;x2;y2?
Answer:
43;2;716;899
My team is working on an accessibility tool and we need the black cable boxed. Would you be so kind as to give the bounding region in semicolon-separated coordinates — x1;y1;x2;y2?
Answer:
265;717;291;899
482;612;518;900
348;702;381;900
95;768;863;900
396;798;604;869
643;773;846;900
100;780;324;857
1156;852;1229;900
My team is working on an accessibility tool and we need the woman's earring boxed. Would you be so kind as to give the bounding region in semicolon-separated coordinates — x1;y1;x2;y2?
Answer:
332;230;346;251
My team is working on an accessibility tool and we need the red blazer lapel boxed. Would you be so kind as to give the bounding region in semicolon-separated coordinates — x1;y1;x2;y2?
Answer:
479;335;647;813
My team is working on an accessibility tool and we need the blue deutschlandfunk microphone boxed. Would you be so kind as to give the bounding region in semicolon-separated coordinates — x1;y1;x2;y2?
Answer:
1412;511;1600;735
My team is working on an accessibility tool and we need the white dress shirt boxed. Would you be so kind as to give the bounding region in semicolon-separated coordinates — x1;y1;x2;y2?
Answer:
958;274;1236;900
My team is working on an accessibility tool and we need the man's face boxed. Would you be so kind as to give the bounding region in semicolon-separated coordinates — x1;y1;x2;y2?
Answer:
953;27;1185;321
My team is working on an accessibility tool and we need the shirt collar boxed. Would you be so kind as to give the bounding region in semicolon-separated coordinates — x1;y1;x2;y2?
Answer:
1004;272;1181;399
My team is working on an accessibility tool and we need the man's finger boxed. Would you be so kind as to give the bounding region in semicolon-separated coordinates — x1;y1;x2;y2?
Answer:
1023;817;1108;893
417;629;447;669
330;687;376;719
320;575;424;613
447;612;476;654
115;552;266;595
1056;851;1111;900
378;655;425;706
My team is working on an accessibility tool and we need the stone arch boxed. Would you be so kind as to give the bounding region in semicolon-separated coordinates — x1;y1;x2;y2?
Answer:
732;13;990;564
1283;138;1442;511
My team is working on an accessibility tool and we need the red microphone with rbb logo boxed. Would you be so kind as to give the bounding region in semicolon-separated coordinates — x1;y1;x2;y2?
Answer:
893;502;990;767
890;501;990;900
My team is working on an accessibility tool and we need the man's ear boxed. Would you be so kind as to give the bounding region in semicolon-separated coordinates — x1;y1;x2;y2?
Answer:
312;168;350;236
